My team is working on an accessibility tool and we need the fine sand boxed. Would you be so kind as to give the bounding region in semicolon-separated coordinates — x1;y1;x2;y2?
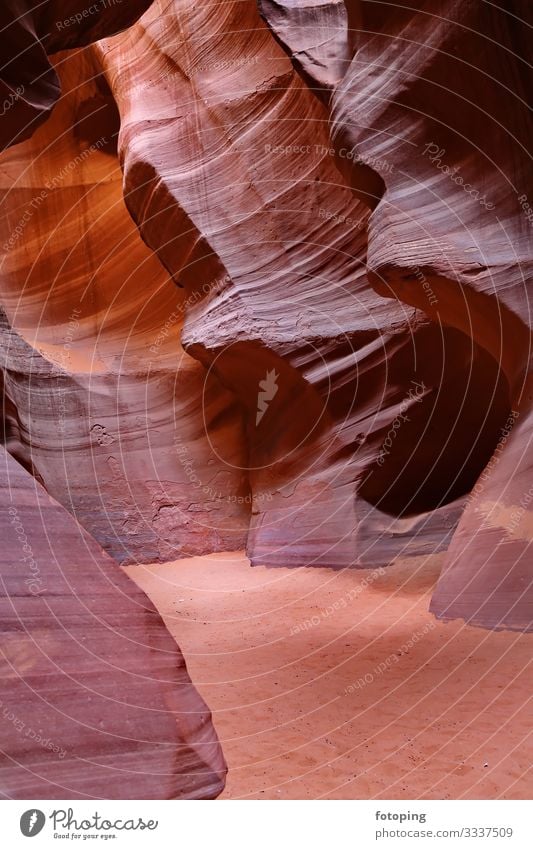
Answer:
127;551;532;800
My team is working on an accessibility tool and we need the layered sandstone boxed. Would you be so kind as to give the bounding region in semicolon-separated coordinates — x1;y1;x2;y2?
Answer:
93;0;451;574
0;0;153;150
327;0;533;630
0;0;530;698
0;48;249;565
0;445;226;799
88;0;532;633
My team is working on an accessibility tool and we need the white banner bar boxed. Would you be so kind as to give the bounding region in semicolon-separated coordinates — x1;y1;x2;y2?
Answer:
3;800;530;848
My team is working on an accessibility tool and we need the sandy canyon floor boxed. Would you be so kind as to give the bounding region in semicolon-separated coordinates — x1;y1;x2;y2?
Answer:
127;552;532;800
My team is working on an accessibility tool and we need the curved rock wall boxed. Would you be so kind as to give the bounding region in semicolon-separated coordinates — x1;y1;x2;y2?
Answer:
0;0;530;635
93;0;460;572
0;48;249;564
0;0;153;150
328;0;533;629
0;444;226;798
92;0;531;636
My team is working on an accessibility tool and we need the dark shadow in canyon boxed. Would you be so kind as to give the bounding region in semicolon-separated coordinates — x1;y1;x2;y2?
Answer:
359;326;512;517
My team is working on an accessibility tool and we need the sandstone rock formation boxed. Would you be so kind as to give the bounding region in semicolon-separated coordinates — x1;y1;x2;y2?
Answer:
0;0;153;150
89;0;531;630
0;48;249;565
0;444;226;799
257;0;351;95
93;0;443;574
0;0;530;712
0;0;233;801
327;0;533;631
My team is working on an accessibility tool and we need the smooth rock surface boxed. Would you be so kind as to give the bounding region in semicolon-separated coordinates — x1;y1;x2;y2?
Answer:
0;0;530;639
0;0;153;150
0;48;249;565
329;0;533;630
0;445;226;799
90;0;532;635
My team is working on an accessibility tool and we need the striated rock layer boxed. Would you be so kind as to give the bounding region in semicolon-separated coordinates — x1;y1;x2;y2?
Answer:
257;0;351;95
94;0;457;573
0;445;226;799
327;0;533;630
0;48;249;565
0;0;530;668
0;0;153;150
90;0;532;632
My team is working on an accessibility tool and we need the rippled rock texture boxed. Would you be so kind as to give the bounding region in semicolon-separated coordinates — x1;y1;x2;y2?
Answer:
326;0;533;631
91;0;531;630
0;48;249;565
0;0;153;150
0;445;226;798
0;0;531;673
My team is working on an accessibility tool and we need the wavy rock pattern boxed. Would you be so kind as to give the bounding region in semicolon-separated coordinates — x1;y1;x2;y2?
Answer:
0;0;240;802
327;0;533;630
257;0;351;94
0;0;153;151
0;49;249;564
0;444;226;799
0;0;529;723
91;0;531;639
94;0;448;571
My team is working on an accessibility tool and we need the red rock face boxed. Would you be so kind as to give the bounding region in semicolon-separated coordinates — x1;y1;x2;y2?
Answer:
0;0;530;701
0;1;231;800
87;0;531;630
327;0;533;631
257;0;352;95
0;0;531;802
0;49;249;565
93;0;440;572
0;445;226;798
0;0;153;150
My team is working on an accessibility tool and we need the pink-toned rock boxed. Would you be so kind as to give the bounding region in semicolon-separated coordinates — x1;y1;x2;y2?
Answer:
93;0;525;609
0;0;530;638
0;49;249;564
0;445;226;798
0;0;153;150
257;0;351;95
328;0;533;630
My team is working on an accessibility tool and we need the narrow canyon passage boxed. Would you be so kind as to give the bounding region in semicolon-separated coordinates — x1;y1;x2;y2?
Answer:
0;0;531;808
128;552;532;800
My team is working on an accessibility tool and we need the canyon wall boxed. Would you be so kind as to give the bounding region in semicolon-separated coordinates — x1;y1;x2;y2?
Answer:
0;0;153;150
0;0;230;800
0;0;531;674
326;0;533;630
0;444;226;798
0;0;531;803
91;0;531;630
0;48;249;564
